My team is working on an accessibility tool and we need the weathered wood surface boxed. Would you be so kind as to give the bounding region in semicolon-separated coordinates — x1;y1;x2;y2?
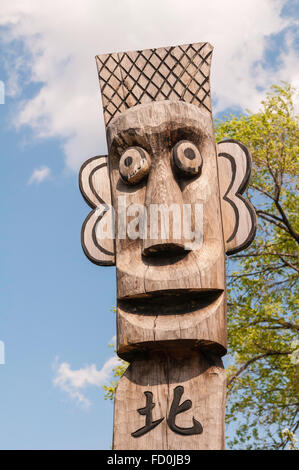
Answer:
107;100;226;298
107;101;226;358
113;351;226;450
117;293;226;361
96;42;213;126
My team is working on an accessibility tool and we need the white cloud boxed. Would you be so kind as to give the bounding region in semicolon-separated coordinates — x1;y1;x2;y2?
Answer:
0;1;298;171
28;166;51;184
53;356;120;407
110;335;116;345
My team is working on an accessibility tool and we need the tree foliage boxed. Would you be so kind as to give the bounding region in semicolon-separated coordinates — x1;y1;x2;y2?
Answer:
103;83;299;450
215;82;298;449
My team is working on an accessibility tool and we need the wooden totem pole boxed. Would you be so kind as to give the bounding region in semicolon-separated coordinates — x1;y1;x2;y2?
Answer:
79;42;256;450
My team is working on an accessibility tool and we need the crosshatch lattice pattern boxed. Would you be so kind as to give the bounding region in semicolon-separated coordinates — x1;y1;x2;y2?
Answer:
96;42;213;126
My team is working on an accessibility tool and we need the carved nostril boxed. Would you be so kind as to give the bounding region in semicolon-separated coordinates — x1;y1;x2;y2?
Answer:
142;242;189;257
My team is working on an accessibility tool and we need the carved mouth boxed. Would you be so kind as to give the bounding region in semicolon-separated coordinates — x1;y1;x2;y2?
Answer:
118;289;223;315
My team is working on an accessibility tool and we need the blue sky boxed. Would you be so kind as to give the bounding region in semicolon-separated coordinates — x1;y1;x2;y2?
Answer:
0;0;298;450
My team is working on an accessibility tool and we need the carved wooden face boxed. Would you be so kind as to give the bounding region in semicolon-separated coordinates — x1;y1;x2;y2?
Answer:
79;100;256;358
107;101;225;300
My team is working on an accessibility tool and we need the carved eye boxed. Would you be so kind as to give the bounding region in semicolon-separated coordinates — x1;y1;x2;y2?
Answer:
119;147;151;184
172;140;202;177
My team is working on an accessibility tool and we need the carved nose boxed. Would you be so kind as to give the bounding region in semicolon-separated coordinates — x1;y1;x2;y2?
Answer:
142;154;188;256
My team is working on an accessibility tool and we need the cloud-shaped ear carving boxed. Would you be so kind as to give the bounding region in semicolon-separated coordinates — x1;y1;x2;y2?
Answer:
217;139;257;255
79;156;115;266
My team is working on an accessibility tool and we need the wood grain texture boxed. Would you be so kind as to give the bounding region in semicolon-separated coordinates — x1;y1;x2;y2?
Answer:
117;291;226;361
96;42;213;126
113;351;226;450
79;156;115;266
106;101;226;357
217;140;257;255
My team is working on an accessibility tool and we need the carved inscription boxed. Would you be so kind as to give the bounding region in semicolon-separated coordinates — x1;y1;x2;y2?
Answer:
132;386;203;438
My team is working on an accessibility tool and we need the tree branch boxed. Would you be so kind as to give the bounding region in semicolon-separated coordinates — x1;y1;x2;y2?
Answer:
227;351;293;388
274;199;299;243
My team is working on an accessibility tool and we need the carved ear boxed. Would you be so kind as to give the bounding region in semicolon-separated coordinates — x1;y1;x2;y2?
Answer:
79;156;115;266
217;139;257;255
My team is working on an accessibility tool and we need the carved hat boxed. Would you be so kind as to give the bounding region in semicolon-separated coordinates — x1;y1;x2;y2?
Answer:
96;42;213;127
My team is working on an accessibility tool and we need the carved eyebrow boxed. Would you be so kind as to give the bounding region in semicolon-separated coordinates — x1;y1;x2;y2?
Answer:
108;124;207;156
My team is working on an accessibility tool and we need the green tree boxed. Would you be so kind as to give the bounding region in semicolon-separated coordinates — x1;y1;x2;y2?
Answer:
216;82;298;450
103;83;299;450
